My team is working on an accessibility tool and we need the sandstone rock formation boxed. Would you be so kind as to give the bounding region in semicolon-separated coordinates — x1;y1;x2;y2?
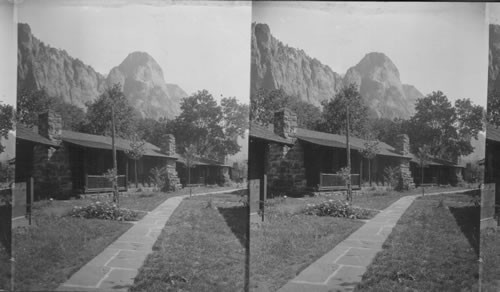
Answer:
18;23;185;120
251;23;343;107
106;51;185;120
489;24;500;93
17;23;106;109
343;52;421;119
251;22;424;120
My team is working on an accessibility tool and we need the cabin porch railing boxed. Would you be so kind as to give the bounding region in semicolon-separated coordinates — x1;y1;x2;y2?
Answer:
318;173;361;191
85;174;127;193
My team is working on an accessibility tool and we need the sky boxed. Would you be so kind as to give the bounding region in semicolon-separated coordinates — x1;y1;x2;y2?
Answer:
253;2;489;107
489;3;500;25
0;2;17;107
14;0;252;104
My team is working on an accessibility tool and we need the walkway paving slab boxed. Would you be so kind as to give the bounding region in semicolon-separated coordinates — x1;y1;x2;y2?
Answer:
57;188;245;292
277;189;477;292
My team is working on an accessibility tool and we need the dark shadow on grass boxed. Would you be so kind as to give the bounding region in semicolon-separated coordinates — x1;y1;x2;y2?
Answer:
449;205;480;256
217;205;248;247
0;204;11;256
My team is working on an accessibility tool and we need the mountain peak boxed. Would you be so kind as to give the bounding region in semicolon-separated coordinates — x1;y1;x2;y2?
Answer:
17;23;185;120
355;52;400;80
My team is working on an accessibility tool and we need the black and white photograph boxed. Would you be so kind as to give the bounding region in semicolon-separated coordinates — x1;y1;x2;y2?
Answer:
0;1;16;291
9;1;250;291
480;3;500;291
249;2;486;291
0;1;499;292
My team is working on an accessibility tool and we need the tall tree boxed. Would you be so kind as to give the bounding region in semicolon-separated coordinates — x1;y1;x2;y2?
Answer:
250;88;321;129
316;83;370;137
360;139;380;186
406;91;483;162
125;135;146;188
172;90;247;161
370;118;405;148
184;144;199;197
0;103;14;154
82;83;139;138
487;89;500;127
416;144;431;195
17;87;85;130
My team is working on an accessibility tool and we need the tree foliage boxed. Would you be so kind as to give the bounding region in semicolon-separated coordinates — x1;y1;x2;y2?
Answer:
370;118;405;148
82;83;139;138
16;87;85;130
171;90;248;161
0;103;14;154
360;140;380;160
316;83;370;137
250;88;321;129
406;91;483;162
487;90;500;127
125;135;146;161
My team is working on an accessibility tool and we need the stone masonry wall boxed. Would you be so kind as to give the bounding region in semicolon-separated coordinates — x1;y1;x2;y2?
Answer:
219;167;232;186
267;141;306;195
33;112;72;199
160;134;182;191
162;134;176;157
395;134;415;190
273;108;297;140
267;108;306;195
165;159;182;191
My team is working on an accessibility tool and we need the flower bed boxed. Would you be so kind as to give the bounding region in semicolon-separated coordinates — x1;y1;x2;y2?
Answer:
69;201;140;221
303;199;376;219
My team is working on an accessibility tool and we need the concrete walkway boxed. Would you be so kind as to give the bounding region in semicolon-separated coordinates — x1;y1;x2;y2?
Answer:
57;188;245;292
278;189;476;292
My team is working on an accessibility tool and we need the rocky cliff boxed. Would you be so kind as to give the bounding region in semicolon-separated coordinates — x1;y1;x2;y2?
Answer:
343;52;421;119
17;23;185;119
251;23;343;107
251;22;423;119
489;24;500;93
106;52;185;119
17;23;106;109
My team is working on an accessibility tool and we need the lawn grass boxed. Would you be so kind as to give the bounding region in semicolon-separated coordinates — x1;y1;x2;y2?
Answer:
130;190;247;292
355;193;479;292
481;228;500;291
12;206;132;292
264;185;474;217
0;244;10;291
353;185;474;211
250;199;364;291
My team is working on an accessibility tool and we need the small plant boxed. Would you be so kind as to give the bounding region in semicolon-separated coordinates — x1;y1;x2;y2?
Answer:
371;190;388;197
437;199;445;208
69;201;139;221
205;198;215;209
238;192;249;207
383;166;400;190
303;199;376;219
150;166;168;192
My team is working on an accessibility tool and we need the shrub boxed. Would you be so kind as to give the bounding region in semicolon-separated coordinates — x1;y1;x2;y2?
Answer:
69;201;139;221
383;166;400;190
303;199;375;219
150;167;170;192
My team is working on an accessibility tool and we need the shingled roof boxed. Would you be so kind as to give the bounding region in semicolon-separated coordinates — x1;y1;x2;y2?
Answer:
409;153;464;168
16;124;58;147
487;123;500;142
176;155;231;167
295;128;410;159
16;124;175;159
249;122;294;145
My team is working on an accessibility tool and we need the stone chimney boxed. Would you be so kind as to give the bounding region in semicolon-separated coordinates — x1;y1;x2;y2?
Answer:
395;134;410;156
162;134;176;156
273;108;297;140
38;111;62;145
